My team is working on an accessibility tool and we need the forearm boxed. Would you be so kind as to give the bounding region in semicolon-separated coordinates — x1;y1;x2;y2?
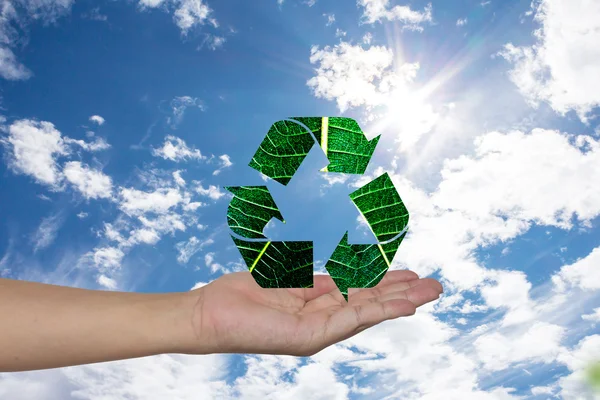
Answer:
0;278;204;372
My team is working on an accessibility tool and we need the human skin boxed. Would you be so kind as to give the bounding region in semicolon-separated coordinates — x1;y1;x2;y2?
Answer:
0;270;442;372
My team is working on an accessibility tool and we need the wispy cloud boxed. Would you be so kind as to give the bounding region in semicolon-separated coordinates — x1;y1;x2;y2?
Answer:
212;154;233;175
175;236;214;264
31;213;65;253
166;96;205;128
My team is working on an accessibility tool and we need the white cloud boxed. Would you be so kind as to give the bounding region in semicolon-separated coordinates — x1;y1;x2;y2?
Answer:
362;32;373;44
183;201;205;211
320;173;349;188
433;129;600;229
582;308;600;322
103;222;127;245
199;34;226;50
555;335;600;399
2;119;114;192
152;135;206;161
84;7;108;21
63;161;113;200
212;154;233;175
474;322;565;371
530;385;556;396
97;274;117;289
167;96;205;128
456;17;467;26
173;0;213;33
0;46;32;80
31;213;64;253
87;246;125;271
323;13;334;26
88;115;105;125
553;246;600;292
64;136;111;151
175;236;213;264
127;228;161;246
61;353;233;399
307;42;417;113
118;187;185;216
339;313;493;398
138;212;187;235
334;28;346;38
88;201;187;283
173;170;186;186
191;281;209;290
138;0;217;34
498;0;600;122
193;182;226;200
203;251;227;274
352;127;600;297
2;119;69;187
358;0;432;31
480;270;535;326
76;212;88;219
232;355;349;400
306;41;439;152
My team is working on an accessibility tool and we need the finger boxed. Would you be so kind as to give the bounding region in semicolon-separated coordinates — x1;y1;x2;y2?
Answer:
349;278;443;303
347;270;420;297
323;299;417;344
364;269;420;289
291;270;421;303
351;285;441;308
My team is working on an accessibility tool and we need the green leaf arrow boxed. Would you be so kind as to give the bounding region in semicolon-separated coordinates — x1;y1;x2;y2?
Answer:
349;172;409;242
248;120;316;185
225;186;284;239
325;172;410;301
231;236;314;288
290;117;380;174
325;231;408;302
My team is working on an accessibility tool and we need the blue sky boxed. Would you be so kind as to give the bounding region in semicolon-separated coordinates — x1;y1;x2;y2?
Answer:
1;0;600;398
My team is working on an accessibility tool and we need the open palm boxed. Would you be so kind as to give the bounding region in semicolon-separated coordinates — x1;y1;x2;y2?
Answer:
190;270;442;357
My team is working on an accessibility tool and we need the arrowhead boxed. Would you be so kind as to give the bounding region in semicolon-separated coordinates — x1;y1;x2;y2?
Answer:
248;120;316;186
324;230;408;302
289;117;381;175
324;172;410;301
349;172;409;242
225;186;285;239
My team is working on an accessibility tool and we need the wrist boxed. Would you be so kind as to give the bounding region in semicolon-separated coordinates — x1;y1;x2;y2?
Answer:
151;289;214;356
140;290;203;355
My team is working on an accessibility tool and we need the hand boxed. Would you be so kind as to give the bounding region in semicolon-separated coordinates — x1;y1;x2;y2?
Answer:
188;270;443;357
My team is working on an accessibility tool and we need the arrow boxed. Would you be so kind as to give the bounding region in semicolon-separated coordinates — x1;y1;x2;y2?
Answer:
324;172;410;301
226;185;314;288
290;117;381;174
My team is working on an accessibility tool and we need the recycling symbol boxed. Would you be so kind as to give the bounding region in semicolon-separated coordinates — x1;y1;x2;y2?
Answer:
226;117;409;301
